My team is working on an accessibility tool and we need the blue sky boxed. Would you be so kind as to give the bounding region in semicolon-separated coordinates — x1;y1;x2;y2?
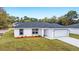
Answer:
4;7;79;19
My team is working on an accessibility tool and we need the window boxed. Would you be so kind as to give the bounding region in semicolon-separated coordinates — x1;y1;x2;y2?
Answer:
32;29;38;34
19;29;24;35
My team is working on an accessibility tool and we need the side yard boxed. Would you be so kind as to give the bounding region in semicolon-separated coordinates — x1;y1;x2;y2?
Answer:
0;30;79;51
70;33;79;39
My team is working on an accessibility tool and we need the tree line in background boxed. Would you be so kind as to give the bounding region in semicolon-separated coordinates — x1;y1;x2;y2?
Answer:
0;7;79;29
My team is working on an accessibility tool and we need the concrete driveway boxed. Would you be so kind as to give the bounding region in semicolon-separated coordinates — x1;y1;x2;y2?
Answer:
57;37;79;48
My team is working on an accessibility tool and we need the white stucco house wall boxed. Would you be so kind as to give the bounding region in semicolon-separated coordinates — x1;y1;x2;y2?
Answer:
67;23;79;35
14;22;69;39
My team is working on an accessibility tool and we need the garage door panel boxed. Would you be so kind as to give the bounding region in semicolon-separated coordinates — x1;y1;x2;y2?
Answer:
54;29;69;37
69;28;79;35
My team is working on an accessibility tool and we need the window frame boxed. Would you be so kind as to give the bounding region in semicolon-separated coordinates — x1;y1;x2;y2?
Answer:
19;29;24;35
32;29;38;34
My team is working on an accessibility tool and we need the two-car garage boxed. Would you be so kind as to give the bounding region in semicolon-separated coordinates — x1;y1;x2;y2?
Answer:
54;29;69;38
44;28;69;39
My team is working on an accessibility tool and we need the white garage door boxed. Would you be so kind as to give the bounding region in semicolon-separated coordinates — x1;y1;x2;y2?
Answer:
54;29;69;37
69;28;79;35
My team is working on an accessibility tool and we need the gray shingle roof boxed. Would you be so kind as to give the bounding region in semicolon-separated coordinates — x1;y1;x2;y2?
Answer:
14;22;64;28
66;23;79;28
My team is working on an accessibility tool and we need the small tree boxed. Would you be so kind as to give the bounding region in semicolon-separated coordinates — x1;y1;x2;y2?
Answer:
49;16;57;23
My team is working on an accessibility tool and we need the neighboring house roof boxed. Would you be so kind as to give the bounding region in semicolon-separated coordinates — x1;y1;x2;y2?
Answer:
14;22;64;28
66;23;79;28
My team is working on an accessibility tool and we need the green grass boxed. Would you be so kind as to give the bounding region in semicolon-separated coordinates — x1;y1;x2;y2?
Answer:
70;33;79;39
0;30;79;51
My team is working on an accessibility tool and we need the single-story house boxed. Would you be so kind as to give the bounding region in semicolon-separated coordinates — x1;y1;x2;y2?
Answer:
14;22;69;39
66;23;79;35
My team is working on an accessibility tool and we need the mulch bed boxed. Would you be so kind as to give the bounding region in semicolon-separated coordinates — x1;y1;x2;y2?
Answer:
16;36;42;38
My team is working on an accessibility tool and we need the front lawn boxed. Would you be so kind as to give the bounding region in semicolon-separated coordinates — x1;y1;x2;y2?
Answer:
70;33;79;39
0;30;79;51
